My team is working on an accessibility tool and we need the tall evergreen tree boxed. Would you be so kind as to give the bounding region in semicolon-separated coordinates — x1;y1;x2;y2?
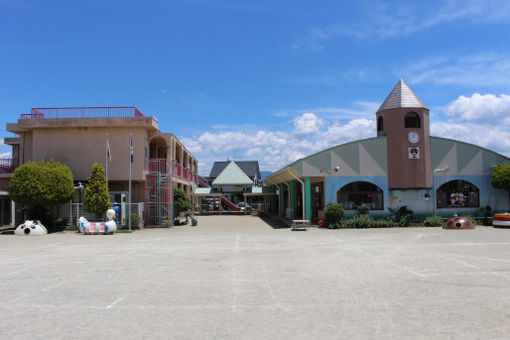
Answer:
84;163;111;216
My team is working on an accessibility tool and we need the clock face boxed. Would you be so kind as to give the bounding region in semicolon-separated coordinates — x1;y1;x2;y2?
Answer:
408;132;419;144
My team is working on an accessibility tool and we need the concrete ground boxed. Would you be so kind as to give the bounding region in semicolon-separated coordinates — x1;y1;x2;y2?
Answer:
1;215;510;339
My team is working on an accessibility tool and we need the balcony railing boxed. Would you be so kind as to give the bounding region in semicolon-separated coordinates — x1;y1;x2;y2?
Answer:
0;159;17;174
147;158;197;183
20;107;145;120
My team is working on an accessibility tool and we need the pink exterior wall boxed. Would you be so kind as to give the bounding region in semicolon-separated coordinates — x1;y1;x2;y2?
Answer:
32;126;148;181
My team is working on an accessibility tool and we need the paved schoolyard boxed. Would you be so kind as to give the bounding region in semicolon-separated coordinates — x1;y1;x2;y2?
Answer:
1;215;510;339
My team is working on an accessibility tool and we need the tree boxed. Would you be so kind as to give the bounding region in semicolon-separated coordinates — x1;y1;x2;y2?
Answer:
84;163;111;216
9;160;74;228
492;163;510;192
173;188;191;217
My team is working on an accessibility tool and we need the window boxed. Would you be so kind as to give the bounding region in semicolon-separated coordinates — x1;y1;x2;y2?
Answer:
436;180;479;209
404;112;421;128
377;116;384;132
337;181;384;210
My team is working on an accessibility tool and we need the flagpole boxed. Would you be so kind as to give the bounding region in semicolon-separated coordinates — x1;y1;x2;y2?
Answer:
129;133;133;231
105;133;109;190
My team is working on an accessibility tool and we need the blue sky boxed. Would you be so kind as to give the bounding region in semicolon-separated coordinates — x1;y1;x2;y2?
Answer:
2;0;510;175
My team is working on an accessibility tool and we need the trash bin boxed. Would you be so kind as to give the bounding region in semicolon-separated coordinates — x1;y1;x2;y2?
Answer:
191;215;198;226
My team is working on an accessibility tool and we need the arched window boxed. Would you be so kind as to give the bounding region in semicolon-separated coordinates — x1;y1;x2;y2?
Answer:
377;116;384;132
436;180;479;209
404;112;421;128
337;181;384;210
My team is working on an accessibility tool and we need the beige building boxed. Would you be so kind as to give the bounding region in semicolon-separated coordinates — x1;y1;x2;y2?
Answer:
1;107;198;226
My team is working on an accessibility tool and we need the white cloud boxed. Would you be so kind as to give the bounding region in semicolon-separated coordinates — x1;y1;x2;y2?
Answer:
293;1;510;51
430;92;510;156
405;53;510;87
273;101;380;121
0;151;11;158
181;111;377;175
181;91;510;177
431;121;510;155
292;113;325;136
446;93;510;124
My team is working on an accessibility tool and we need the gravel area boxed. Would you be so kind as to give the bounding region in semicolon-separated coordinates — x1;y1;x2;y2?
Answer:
2;215;510;339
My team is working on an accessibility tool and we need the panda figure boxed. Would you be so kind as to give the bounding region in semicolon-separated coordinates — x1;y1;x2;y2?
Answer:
14;220;48;236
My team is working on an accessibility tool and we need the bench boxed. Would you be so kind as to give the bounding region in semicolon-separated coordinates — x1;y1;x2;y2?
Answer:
291;219;310;231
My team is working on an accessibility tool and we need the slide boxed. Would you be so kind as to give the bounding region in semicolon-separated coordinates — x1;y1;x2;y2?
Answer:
221;196;241;211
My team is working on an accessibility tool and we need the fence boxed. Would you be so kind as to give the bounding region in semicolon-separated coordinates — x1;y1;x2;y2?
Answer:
70;202;144;228
20;107;145;120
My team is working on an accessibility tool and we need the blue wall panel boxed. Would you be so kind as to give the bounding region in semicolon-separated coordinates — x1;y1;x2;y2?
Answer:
325;174;509;217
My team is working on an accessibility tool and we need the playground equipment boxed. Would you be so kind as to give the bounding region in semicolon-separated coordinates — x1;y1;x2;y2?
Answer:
444;216;475;229
493;213;510;227
14;220;47;236
221;196;241;211
79;208;117;234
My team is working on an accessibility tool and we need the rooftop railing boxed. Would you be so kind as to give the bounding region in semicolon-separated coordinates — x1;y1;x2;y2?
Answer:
20;107;145;120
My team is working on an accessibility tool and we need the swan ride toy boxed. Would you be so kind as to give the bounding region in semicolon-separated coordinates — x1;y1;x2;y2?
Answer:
79;208;117;234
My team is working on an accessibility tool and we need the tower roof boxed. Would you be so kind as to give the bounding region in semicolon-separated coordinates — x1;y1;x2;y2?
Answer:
377;79;428;113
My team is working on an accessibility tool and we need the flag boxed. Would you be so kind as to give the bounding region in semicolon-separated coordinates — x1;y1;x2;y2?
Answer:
107;137;111;162
130;135;134;163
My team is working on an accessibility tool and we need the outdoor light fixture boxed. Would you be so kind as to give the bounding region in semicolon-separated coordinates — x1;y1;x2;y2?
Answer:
334;166;340;172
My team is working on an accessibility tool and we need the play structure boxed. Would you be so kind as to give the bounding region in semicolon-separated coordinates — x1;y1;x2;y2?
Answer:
221;196;242;211
79;208;117;234
14;220;47;236
444;216;475;229
493;213;510;227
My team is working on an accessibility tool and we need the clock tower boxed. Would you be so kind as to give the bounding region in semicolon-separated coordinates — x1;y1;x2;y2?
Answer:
376;79;432;189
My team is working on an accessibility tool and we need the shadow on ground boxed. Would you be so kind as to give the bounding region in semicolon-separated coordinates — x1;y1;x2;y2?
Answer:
259;216;290;229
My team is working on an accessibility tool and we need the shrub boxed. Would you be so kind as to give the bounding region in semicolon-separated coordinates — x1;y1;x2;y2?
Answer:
344;215;372;228
324;203;345;226
9;160;74;207
423;215;444;227
9;160;74;231
342;215;395;228
388;206;413;227
163;220;172;228
479;206;492;226
371;218;395;228
327;222;342;229
122;213;142;229
357;206;370;215
174;188;192;216
491;163;510;192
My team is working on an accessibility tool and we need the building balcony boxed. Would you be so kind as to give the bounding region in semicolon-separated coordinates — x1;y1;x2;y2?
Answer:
147;158;197;183
0;159;18;174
